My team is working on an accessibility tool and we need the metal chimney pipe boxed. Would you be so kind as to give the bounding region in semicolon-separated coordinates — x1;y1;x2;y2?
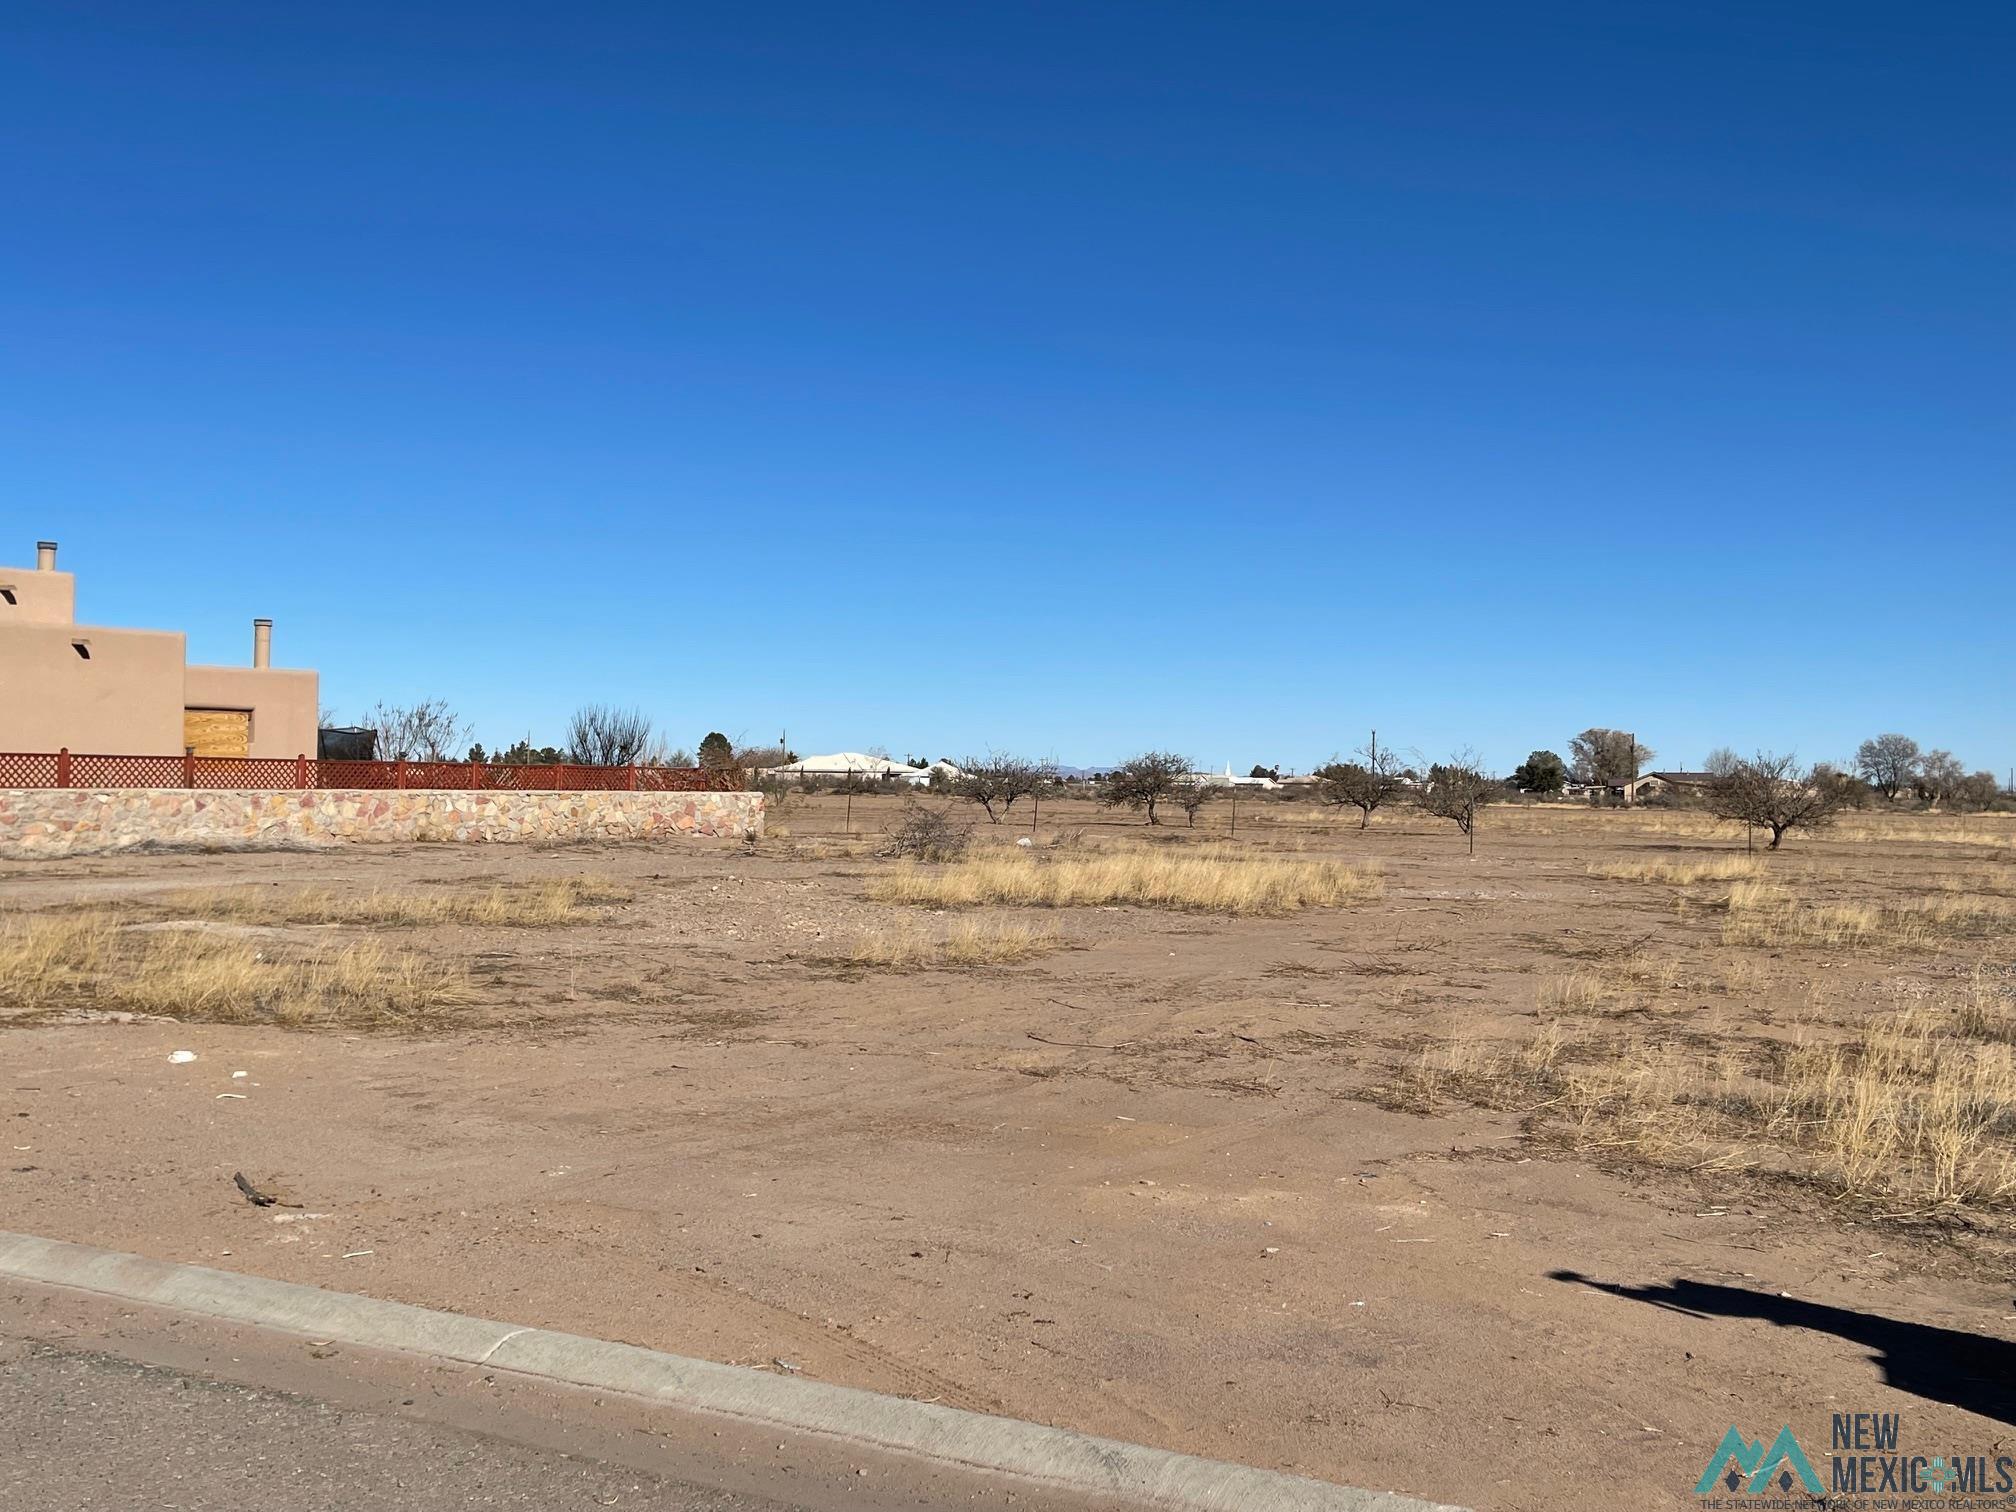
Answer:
36;541;57;570
253;618;272;669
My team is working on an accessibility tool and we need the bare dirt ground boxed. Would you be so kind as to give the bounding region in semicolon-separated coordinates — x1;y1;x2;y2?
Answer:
4;794;2013;1511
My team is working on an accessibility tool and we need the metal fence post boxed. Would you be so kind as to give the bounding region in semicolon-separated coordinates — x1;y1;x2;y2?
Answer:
57;747;71;788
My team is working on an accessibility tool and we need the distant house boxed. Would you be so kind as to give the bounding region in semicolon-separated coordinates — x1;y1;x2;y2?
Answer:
1185;764;1280;790
1623;771;1715;802
756;752;957;787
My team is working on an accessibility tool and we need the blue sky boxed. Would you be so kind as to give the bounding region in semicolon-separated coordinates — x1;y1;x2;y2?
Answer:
4;2;2009;774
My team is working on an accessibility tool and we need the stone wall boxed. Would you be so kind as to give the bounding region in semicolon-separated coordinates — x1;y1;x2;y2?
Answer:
0;788;765;858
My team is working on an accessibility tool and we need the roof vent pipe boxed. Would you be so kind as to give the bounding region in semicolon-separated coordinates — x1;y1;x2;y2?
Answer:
253;618;272;669
36;541;57;570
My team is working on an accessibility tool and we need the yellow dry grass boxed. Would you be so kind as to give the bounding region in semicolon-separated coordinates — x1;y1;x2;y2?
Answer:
1405;970;2016;1216
869;848;1382;915
1717;880;2016;951
153;878;631;927
0;910;473;1029
1587;855;1765;885
1832;815;2016;849
843;918;1059;969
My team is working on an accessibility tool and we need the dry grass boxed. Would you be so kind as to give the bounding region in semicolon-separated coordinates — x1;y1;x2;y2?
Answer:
1402;968;2016;1218
842;918;1060;969
1588;855;1766;885
152;878;631;928
870;848;1382;915
0;910;473;1029
1717;881;2016;951
1832;815;2016;849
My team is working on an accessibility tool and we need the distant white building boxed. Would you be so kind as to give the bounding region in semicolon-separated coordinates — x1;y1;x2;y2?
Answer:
1186;764;1280;790
757;752;960;787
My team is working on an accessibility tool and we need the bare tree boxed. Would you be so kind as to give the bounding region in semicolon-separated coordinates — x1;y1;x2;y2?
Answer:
1100;751;1191;825
954;753;1051;822
1315;743;1409;828
1705;751;1845;849
1569;728;1654;790
566;705;659;766
1173;776;1219;828
733;744;792;771
1915;749;1965;806
1951;770;2003;813
1422;752;1495;853
1854;733;1920;802
368;699;470;762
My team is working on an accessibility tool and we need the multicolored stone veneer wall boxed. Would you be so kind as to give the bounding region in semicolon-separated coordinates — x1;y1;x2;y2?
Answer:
0;788;765;858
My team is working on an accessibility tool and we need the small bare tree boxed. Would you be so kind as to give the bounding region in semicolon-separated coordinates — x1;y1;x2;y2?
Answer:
1100;751;1191;825
1174;776;1219;828
566;705;659;766
1315;743;1408;828
880;801;974;861
954;753;1051;822
1705;751;1844;849
1422;752;1495;853
368;699;470;762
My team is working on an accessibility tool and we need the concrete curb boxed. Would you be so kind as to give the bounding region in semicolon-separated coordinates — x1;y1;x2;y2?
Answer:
0;1230;1463;1512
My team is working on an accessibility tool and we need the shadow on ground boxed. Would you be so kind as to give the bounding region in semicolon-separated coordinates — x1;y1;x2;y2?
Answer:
1551;1269;2016;1426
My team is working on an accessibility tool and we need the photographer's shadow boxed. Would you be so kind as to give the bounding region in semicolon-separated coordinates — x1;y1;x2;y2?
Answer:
1551;1270;2016;1426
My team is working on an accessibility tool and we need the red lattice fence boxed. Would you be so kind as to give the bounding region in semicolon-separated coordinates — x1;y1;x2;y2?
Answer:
0;750;745;793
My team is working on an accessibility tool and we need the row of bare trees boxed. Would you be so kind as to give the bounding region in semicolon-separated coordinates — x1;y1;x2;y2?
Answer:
950;751;1218;827
1854;733;2002;810
361;700;792;773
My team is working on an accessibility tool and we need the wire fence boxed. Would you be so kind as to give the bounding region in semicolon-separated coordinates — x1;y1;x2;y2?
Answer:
0;749;746;793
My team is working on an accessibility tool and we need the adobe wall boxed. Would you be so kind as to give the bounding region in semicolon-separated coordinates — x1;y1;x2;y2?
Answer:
0;624;187;754
0;787;764;858
182;664;321;757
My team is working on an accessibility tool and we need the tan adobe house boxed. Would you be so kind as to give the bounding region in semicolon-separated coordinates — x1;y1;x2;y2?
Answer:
0;539;318;758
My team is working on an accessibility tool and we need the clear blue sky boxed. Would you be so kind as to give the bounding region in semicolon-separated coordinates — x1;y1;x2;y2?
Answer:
5;2;2009;774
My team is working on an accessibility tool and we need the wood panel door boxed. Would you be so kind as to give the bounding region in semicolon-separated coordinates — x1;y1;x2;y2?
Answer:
183;708;250;757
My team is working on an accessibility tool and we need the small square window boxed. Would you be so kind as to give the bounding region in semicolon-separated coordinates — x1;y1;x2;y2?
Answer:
72;641;91;660
0;587;16;605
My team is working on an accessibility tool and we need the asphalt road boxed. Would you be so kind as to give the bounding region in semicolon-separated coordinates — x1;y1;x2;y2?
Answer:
0;1280;1121;1512
2;1333;800;1512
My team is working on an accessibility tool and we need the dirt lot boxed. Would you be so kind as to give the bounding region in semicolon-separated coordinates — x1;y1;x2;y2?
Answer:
4;793;2013;1511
